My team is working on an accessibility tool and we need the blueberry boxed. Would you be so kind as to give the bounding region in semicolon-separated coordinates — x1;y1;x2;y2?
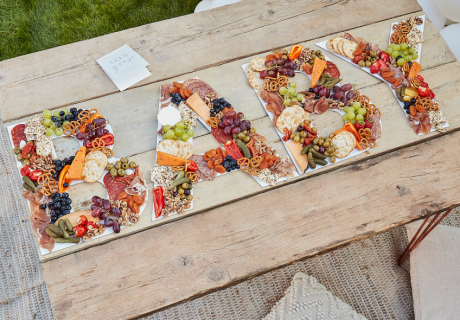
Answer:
404;101;410;107
65;198;72;205
63;210;70;215
62;192;69;198
65;114;71;121
70;108;77;113
60;116;66;121
63;205;71;211
63;182;69;188
59;111;65;116
47;202;53;208
78;109;83;113
410;98;416;104
315;94;320;99
408;61;413;67
56;121;62;128
308;88;314;93
40;204;46;209
51;116;58;122
69;156;75;162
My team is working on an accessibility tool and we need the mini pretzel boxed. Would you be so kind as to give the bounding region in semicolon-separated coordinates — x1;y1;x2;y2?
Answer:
247;167;260;176
91;138;106;149
63;122;76;136
410;77;421;89
172;166;185;171
206;117;219;128
78;110;91;122
402;62;410;76
390;32;408;44
358;138;370;150
359;128;373;141
185;171;197;182
89;109;98;116
101;146;113;157
249;156;262;168
237;157;250;170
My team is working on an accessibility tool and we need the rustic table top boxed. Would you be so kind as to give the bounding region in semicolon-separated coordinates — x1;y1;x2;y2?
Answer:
2;0;460;319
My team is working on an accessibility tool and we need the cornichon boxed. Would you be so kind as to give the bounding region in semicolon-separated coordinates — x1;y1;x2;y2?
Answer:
22;176;35;189
23;183;35;192
45;227;59;238
236;141;251;159
59;219;69;238
307;152;316;169
310;148;327;160
169;177;191;189
65;218;73;232
55;237;80;243
301;144;312;155
175;170;185;181
47;224;63;237
313;159;328;166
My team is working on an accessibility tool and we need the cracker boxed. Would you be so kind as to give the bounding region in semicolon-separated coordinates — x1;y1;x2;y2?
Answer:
326;39;336;53
85;151;108;167
342;40;358;59
82;159;105;183
157;139;181;157
336;39;345;56
248;73;264;90
332;131;356;158
183;141;193;159
250;57;266;72
276;105;308;133
330;37;342;54
245;64;254;76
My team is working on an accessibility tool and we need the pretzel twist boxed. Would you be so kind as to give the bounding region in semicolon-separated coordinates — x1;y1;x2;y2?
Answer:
185;171;197;182
206;117;219;128
237;157;250;170
101;146;113;157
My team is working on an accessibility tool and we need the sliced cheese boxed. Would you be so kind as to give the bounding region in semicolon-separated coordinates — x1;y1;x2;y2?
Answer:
66;146;86;180
186;92;210;122
285;140;309;173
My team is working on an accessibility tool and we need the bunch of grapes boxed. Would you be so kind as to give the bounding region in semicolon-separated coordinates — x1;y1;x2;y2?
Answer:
260;59;297;79
43;108;83;137
218;111;251;135
163;121;194;142
342;102;367;124
91;196;121;233
278;82;303;106
309;83;355;105
76;118;109;146
385;43;418;66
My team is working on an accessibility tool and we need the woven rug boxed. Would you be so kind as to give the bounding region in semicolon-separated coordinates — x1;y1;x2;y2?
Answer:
1;112;459;320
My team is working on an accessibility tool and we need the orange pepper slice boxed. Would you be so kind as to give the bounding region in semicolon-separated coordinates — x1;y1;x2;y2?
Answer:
58;165;73;193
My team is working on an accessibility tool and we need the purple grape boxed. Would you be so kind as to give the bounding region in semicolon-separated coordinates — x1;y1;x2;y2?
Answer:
277;59;285;66
291;63;298;70
313;86;322;95
96;128;105;137
264;60;272;68
92;196;103;206
226;111;236;119
339;97;348;104
287;69;295;77
83;138;91;147
246;120;251;130
104;217;114;227
346;90;356;100
224;126;232;134
332;86;341;93
90;204;99;211
237;112;244;119
76;132;88;140
218;121;225;128
103;129;109;135
93;118;106;127
260;70;267;79
113;222;121;233
222;118;231;126
319;87;328;97
92;206;102;218
240;121;248;131
86;123;94;131
333;91;344;100
279;67;288;76
100;212;108;220
231;126;240;134
341;83;352;92
267;70;276;78
319;146;326;154
88;130;96;139
234;119;241;127
112;207;121;217
285;61;293;69
103;199;111;211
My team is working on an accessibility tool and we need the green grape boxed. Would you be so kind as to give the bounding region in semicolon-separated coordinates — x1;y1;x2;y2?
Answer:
401;43;408;50
164;124;171;132
62;108;70;115
165;130;175;139
385;47;393;54
50;122;56;130
287;88;296;96
174;127;184;135
296;94;303;102
397;58;405;66
181;133;189;142
389;43;397;49
43;110;52;119
350;119;356;125
409;47;416;54
352;102;361;110
347;112;355;120
358;108;367;115
289;82;297;88
412;53;418;60
393;44;401;51
356;114;364;121
172;135;178;140
162;133;168;140
279;87;287;95
404;55;412;62
62;121;70;126
52;111;60;118
55;128;63;136
284;98;290;106
176;121;185;128
43;118;52;127
391;51;399;58
343;106;351;114
187;129;194;137
45;128;54;136
402;50;409;56
342;114;349;121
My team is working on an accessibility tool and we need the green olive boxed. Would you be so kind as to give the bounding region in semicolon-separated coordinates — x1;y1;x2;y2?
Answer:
290;133;295;140
329;133;335;138
294;135;300;142
325;137;331;142
117;169;126;177
311;127;317;133
13;147;21;155
313;145;320;151
120;158;128;164
237;132;245;140
129;162;137;169
110;168;118;177
233;133;237;139
366;55;371;61
300;131;307;138
242;130;248;135
316;50;322;55
300;138;305;144
323;141;331;148
26;141;33;145
23;159;30;166
324;152;329;157
243;136;251;143
365;60;372;67
121;163;129;170
318;139;324;146
16;154;23;161
25;153;31;159
313;138;319;145
249;128;256;133
358;60;365;67
180;194;185;200
235;139;242;143
178;188;185;194
106;163;114;170
186;195;193;201
330;156;336;163
115;161;122;169
181;183;189;189
188;183;193;190
369;50;377;57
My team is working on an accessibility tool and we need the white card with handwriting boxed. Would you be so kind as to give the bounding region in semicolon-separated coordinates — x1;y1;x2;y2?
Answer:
97;45;151;91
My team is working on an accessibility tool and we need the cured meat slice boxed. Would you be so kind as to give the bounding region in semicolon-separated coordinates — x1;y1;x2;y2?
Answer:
211;127;233;144
160;84;173;103
11;124;27;148
258;90;285;126
409;113;431;135
303;97;316;113
103;172;128;200
342;33;366;45
368;113;382;140
324;61;340;78
23;189;54;253
182;79;218;100
189;155;217;181
313;97;329;114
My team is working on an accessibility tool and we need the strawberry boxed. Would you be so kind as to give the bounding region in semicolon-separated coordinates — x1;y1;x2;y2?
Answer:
378;59;387;70
429;90;435;99
379;51;390;63
364;120;373;129
416;74;424;82
355;121;365;130
370;61;380;74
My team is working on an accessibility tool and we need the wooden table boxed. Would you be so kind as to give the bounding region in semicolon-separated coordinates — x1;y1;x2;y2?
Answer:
1;0;460;318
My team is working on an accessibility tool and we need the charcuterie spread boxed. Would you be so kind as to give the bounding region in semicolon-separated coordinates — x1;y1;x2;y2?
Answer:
317;15;448;134
242;46;382;174
7;108;148;254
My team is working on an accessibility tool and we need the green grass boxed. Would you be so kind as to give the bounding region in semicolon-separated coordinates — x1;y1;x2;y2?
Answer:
0;0;201;61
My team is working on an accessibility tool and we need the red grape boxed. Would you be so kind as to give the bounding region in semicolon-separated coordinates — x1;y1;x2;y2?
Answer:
333;91;344;100
231;126;240;134
319;87;328;97
96;128;105;137
222;118;231;126
285;61;293;69
346;90;356;100
287;69;295;77
88;130;96;139
103;199;111;211
113;222;121;233
76;132;88;140
277;59;285;66
237;112;244;119
86;123;94;131
341;83;352;92
112;207;121;217
100;212;108;220
92;206;102;218
240;121;247;131
279;67;287;76
267;70;276;78
234;119;241;127
92;196;103;206
313;86;322;95
104;217;114;227
218;121;225;128
93;118;106;127
224;126;232;134
332;85;341;93
246;120;251;129
291;63;298;70
264;60;272;67
339;97;348;104
226;110;237;118
103;129;109;135
260;70;267;79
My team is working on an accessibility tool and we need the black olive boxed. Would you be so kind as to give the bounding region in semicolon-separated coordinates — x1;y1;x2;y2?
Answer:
63;182;69;188
308;88;314;93
410;98;416;104
315;95;320;99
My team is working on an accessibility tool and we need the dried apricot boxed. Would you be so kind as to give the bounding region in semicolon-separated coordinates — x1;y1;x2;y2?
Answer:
229;107;235;112
222;150;227;158
214;159;223;166
203;153;211;161
259;159;269;169
215;165;226;174
385;76;396;83
133;203;140;214
179;87;186;99
133;194;143;204
207;160;215;169
117;192;128;200
393;77;401;88
216;147;223;155
303;64;312;75
184;89;193;98
170;86;179;93
207;149;216;157
352;49;363;56
410;105;417;116
274;52;283;59
357;43;366;50
173;81;183;88
222;107;229;114
415;105;426;113
266;54;276;61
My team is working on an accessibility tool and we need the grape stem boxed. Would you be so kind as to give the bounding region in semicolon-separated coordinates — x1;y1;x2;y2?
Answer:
352;82;366;89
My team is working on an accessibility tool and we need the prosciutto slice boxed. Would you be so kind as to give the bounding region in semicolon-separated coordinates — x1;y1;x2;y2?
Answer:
23;189;54;253
313;97;329;114
303;97;316;113
409;113;431;135
270;158;296;178
258;90;285;126
160;84;173;103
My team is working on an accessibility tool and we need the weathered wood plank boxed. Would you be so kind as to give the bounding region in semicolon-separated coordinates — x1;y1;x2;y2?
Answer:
42;129;460;320
0;0;422;122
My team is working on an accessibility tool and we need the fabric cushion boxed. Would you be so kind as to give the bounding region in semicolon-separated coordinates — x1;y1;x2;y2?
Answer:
263;272;367;320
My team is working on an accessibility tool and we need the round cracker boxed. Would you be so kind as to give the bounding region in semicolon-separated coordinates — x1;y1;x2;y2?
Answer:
326;39;336;53
248;73;264;90
245;64;254;76
183;141;193;159
85;151;108;167
332;131;356;158
276;106;307;133
342;40;358;59
82;159;105;183
157;139;181;157
250;57;266;72
330;37;342;54
336;39;346;56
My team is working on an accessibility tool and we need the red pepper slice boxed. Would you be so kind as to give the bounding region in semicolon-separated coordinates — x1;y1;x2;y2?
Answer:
186;161;198;172
22;142;34;159
77;215;88;226
282;128;291;142
429;90;435;99
73;225;87;238
29;170;42;181
86;133;114;148
303;124;317;136
288;45;303;60
86;221;98;229
416;74;424;82
153;186;165;218
224;140;244;160
20;165;31;177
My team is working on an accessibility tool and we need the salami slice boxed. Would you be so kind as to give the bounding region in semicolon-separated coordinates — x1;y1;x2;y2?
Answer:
211;127;233;144
11;124;27;148
369;114;381;141
160;84;173;103
103;172;128;200
183;79;218;100
189;155;217;181
324;61;340;78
